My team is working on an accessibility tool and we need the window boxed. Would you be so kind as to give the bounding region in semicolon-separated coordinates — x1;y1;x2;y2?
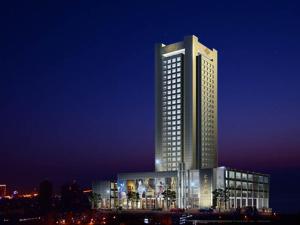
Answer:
242;173;247;180
229;180;235;188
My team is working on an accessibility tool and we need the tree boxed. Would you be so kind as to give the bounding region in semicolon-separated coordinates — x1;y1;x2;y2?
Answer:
162;189;176;209
212;188;230;211
126;191;134;209
126;191;139;209
88;192;102;209
134;192;140;209
223;189;230;209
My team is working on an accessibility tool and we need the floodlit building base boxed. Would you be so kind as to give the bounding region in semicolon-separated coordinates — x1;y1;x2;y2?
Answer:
92;166;269;211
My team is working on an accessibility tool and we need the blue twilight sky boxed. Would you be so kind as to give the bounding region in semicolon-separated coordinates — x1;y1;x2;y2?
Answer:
1;0;300;212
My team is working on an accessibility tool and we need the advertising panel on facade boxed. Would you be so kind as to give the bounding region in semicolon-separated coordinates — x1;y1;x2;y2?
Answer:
155;178;166;198
145;178;155;197
199;169;213;208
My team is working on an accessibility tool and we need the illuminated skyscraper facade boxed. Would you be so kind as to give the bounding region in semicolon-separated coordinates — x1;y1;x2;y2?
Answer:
155;35;218;172
94;35;270;210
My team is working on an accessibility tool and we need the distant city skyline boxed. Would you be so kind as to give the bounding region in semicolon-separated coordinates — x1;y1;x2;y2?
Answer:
1;0;300;213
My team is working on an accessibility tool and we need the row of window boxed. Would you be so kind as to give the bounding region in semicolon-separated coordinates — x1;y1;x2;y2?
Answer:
202;77;215;84
162;146;181;151
228;181;268;190
229;191;268;198
163;152;181;156
163;67;181;75
162;99;181;105
202;67;214;74
165;157;181;162
163;62;181;69
162;83;181;90
163;136;181;141
163;104;181;110
226;171;269;183
162;125;181;131
202;60;213;67
163;115;181;121
162;119;181;124
163;57;181;64
163;78;181;85
163;73;181;80
163;131;181;136
162;141;182;146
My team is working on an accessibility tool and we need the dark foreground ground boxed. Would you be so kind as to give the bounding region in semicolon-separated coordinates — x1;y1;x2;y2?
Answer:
1;210;300;225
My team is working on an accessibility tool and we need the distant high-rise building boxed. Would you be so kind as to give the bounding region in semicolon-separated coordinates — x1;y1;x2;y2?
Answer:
0;184;6;197
155;35;218;172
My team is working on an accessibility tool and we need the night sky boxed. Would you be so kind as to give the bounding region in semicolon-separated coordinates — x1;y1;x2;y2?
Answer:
1;0;300;213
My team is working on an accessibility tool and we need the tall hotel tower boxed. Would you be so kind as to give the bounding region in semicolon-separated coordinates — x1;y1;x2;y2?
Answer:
155;35;218;172
95;35;270;210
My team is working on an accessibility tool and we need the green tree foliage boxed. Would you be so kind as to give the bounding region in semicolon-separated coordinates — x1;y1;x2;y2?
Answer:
212;188;230;211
